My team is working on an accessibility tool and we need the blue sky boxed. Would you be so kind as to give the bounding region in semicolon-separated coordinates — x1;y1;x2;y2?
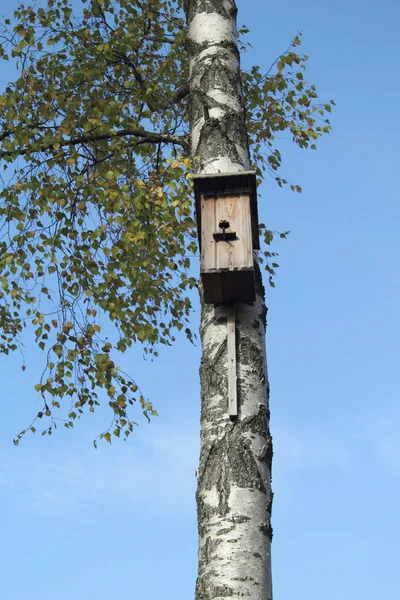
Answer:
1;0;400;598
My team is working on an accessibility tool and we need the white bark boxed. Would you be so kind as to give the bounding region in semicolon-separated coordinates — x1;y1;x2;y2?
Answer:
187;4;250;174
185;1;273;599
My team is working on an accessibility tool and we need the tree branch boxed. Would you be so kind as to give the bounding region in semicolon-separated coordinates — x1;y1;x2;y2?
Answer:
0;128;189;160
155;82;190;112
110;47;189;114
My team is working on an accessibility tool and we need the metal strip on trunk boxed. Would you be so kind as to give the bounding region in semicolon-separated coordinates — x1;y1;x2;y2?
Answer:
227;304;238;419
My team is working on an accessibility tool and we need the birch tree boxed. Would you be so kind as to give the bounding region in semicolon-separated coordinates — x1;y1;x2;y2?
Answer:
0;0;332;596
185;2;274;597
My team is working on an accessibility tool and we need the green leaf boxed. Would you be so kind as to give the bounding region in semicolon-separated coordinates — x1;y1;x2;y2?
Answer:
53;345;63;358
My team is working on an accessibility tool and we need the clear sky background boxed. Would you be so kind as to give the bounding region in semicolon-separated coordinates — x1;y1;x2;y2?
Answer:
1;0;399;598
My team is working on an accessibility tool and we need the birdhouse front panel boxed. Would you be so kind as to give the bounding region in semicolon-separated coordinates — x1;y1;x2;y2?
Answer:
201;193;253;271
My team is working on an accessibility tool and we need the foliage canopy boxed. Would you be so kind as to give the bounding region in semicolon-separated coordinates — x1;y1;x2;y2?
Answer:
0;0;333;443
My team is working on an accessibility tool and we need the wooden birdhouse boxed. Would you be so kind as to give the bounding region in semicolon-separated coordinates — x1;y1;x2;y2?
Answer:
194;171;259;305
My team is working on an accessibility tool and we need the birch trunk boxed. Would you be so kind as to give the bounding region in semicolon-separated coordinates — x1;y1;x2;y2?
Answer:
184;1;273;599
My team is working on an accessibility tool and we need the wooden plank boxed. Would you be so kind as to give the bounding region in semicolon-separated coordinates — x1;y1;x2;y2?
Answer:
227;304;238;419
201;194;217;272
215;194;252;271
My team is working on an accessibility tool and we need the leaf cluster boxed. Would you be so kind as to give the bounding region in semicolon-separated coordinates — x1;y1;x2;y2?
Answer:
0;2;333;441
239;31;334;281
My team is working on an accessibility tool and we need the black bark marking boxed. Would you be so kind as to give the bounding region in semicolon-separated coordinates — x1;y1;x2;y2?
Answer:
267;491;274;518
200;338;228;406
260;519;273;541
238;336;266;383
216;526;235;536
259;436;273;473
197;428;267;522
231;514;250;524
196;117;243;168
241;405;270;439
